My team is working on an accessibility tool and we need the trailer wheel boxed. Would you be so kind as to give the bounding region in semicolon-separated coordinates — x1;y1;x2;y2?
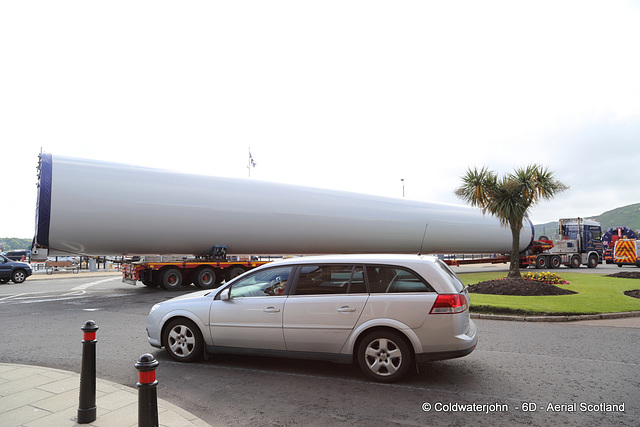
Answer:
536;256;548;269
141;278;159;288
587;254;599;268
160;268;183;290
194;267;216;289
225;266;246;282
570;255;581;268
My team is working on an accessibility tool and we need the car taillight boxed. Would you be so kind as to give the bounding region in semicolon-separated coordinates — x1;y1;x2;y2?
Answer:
429;294;468;314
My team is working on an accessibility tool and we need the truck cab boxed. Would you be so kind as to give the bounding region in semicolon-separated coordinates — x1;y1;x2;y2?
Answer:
535;218;602;269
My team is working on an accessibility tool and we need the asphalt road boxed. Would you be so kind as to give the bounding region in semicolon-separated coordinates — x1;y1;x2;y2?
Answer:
0;268;638;426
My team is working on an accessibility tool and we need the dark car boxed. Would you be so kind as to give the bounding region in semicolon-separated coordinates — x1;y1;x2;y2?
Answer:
3;250;31;261
0;254;32;284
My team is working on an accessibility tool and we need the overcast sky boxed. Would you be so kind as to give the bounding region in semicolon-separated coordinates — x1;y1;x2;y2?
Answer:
2;1;639;239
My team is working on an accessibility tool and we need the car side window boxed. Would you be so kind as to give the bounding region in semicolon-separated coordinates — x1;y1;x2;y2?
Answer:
366;266;435;293
228;266;293;298
294;265;363;295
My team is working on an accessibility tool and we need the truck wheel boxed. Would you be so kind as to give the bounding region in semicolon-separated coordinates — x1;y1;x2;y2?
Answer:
536;256;547;269
162;318;203;363
570;255;581;268
194;267;216;289
11;270;27;284
550;256;561;269
225;266;245;282
587;254;598;268
160;268;183;290
356;330;412;383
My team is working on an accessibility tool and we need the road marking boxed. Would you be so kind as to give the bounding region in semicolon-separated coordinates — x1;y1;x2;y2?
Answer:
69;277;119;292
0;293;34;301
0;278;121;305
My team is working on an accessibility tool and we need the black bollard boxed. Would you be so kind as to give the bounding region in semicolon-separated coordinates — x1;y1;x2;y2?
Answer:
77;320;98;424
136;353;159;427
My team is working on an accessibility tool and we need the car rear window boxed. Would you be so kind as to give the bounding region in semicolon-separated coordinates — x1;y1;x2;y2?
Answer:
294;265;366;295
435;259;465;292
366;266;435;293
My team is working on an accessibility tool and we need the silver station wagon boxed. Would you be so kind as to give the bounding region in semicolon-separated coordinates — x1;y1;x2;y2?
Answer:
146;254;477;382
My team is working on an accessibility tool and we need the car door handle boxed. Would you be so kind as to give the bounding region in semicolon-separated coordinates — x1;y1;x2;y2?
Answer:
264;307;280;313
337;306;356;313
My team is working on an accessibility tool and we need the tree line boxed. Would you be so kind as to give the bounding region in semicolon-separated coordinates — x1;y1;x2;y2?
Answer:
0;238;32;252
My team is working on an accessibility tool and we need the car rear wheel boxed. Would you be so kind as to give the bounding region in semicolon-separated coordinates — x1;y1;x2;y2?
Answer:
163;318;203;362
11;270;27;284
357;330;412;383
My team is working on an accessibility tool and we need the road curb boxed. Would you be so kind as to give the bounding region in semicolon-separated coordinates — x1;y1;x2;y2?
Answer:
471;311;640;322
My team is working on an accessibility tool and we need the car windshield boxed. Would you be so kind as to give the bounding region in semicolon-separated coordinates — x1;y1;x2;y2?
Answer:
435;259;465;292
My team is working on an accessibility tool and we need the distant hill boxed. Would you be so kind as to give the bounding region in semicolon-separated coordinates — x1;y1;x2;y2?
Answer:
0;237;32;252
533;203;640;239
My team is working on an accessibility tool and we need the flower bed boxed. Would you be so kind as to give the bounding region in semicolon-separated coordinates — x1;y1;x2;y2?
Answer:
521;271;569;285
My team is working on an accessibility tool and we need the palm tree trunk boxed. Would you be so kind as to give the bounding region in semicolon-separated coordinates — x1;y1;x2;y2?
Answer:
508;223;521;278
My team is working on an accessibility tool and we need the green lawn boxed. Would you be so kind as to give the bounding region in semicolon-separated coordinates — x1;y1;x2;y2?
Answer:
458;271;640;316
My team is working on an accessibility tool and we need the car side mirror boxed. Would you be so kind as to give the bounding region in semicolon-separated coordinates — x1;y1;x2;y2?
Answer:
220;288;230;301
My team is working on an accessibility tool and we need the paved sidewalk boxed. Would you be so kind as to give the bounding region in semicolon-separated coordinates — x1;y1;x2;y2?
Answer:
29;270;122;280
0;363;212;427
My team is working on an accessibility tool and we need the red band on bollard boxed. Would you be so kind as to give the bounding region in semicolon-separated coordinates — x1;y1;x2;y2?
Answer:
83;332;96;341
139;370;156;384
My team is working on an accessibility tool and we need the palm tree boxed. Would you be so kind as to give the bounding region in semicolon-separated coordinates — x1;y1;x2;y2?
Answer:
455;164;568;278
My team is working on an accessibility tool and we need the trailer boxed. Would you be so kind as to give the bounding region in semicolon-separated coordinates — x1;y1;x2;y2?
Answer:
122;255;271;289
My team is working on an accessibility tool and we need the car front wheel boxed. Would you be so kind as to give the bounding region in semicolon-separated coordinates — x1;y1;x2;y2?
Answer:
11;270;27;284
163;318;203;363
357;330;412;383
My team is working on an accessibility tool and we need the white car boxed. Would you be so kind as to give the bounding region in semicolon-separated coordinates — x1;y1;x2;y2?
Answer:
146;254;477;382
